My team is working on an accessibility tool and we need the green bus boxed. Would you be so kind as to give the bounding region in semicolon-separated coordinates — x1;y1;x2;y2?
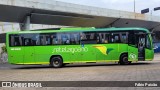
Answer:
6;27;154;68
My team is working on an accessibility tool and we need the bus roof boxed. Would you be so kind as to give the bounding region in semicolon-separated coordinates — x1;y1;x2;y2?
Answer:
7;27;150;34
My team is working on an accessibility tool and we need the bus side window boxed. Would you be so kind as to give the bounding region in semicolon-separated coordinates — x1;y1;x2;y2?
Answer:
14;37;20;46
96;33;101;44
45;35;51;45
128;31;136;46
39;35;47;46
81;32;96;44
120;33;128;43
66;33;70;45
96;32;109;44
104;33;109;43
22;34;38;46
57;33;62;45
24;38;30;46
70;33;75;45
70;33;80;45
80;33;86;40
10;35;14;46
9;35;23;47
70;35;76;44
30;34;39;46
35;35;40;45
50;34;57;45
146;35;152;49
61;33;70;45
110;33;121;43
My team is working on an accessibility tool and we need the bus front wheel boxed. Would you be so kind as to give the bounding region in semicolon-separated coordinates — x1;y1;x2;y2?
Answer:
119;54;131;65
50;57;63;68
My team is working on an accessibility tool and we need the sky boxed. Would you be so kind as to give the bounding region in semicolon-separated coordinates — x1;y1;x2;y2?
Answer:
54;0;160;16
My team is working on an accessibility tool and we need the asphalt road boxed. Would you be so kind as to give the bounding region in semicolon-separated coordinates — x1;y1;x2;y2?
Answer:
0;54;160;90
0;61;160;81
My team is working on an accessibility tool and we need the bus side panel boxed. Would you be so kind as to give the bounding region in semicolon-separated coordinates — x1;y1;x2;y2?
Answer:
145;49;154;61
95;44;108;62
8;47;24;64
80;44;96;63
23;46;35;64
128;46;138;61
35;46;53;64
94;44;128;62
104;44;128;61
103;44;119;61
118;44;128;58
52;45;80;63
107;44;120;61
34;45;79;64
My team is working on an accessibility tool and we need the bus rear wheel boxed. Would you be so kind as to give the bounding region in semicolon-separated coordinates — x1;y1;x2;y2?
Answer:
119;54;131;65
50;57;63;68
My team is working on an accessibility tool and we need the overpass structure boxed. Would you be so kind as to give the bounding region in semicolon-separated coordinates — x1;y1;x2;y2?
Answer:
0;0;160;31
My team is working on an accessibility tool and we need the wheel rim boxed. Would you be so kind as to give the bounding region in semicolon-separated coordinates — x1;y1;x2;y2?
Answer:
53;60;60;66
123;57;129;64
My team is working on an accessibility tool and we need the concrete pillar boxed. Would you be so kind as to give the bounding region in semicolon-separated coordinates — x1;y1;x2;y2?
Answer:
20;16;30;31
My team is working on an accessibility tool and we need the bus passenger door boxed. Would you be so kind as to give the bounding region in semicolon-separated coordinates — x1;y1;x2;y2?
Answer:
137;34;146;61
128;31;138;61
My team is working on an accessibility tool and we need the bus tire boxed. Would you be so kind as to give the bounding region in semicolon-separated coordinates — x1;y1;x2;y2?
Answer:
50;57;63;68
120;54;130;65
